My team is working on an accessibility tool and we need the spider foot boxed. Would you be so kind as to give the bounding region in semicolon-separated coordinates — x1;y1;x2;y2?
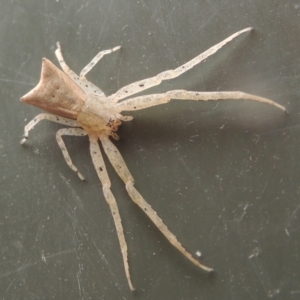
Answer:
116;114;134;121
77;171;85;181
20;136;28;144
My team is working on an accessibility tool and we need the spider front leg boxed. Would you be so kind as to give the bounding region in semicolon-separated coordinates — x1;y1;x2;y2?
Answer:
108;27;253;103
99;134;214;273
55;42;121;97
116;90;286;112
89;135;134;291
79;45;121;78
20;113;80;144
56;128;87;180
55;42;84;86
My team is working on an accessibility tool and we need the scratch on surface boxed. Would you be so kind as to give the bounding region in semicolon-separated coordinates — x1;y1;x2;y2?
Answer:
177;156;197;182
96;0;115;44
0;261;38;278
93;241;122;291
259;124;300;137
267;289;280;298
190;134;199;138
0;78;35;85
34;219;44;243
238;203;249;223
285;203;300;234
259;182;268;199
77;263;82;297
248;246;282;297
291;203;300;219
59;173;84;209
41;250;47;264
5;279;14;293
34;184;54;243
254;134;260;144
285;228;290;236
248;246;260;259
0;61;35;81
212;102;219;110
45;249;74;260
0;248;75;279
117;51;123;90
76;5;84;13
291;290;300;294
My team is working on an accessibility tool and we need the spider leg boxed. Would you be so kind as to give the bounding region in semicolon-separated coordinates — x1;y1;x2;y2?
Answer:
55;42;83;82
55;42;106;97
116;90;286;112
89;135;135;291
99;134;213;273
80;46;121;77
56;128;87;180
108;27;253;103
116;113;134;121
20;113;79;144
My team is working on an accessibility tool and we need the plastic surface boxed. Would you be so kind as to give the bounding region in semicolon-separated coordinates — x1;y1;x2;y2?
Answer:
1;1;299;299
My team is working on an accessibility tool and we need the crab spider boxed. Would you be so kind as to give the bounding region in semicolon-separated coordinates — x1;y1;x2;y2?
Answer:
20;27;286;291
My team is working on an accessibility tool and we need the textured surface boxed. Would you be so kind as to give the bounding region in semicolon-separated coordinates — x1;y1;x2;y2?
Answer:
0;1;299;299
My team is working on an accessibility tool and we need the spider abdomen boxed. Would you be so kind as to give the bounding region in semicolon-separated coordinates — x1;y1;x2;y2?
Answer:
21;58;87;119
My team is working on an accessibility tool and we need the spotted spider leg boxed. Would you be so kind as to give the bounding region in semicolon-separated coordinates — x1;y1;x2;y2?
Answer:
89;135;134;291
20;113;88;179
20;113;79;144
107;27;285;112
108;27;254;103
99;134;214;273
56;128;87;180
55;42;121;98
116;90;286;112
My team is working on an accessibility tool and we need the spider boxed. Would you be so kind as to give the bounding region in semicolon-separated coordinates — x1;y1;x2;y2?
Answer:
20;27;285;291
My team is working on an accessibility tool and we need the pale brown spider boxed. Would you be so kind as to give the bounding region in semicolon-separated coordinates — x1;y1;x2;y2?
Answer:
20;27;285;290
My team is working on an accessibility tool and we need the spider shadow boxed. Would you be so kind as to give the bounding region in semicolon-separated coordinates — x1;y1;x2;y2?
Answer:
118;101;288;148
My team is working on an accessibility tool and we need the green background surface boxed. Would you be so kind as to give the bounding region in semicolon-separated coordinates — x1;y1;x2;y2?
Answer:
0;1;299;299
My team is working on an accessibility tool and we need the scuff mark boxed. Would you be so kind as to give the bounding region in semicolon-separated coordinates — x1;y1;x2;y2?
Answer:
45;249;74;260
0;261;38;278
248;246;260;259
93;241;123;291
248;246;282;298
41;250;47;264
77;263;82;297
59;173;84;210
238;203;249;223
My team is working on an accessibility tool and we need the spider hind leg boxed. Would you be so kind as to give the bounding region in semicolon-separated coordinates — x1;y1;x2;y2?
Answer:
99;134;213;273
116;90;286;112
56;128;87;180
89;135;135;291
